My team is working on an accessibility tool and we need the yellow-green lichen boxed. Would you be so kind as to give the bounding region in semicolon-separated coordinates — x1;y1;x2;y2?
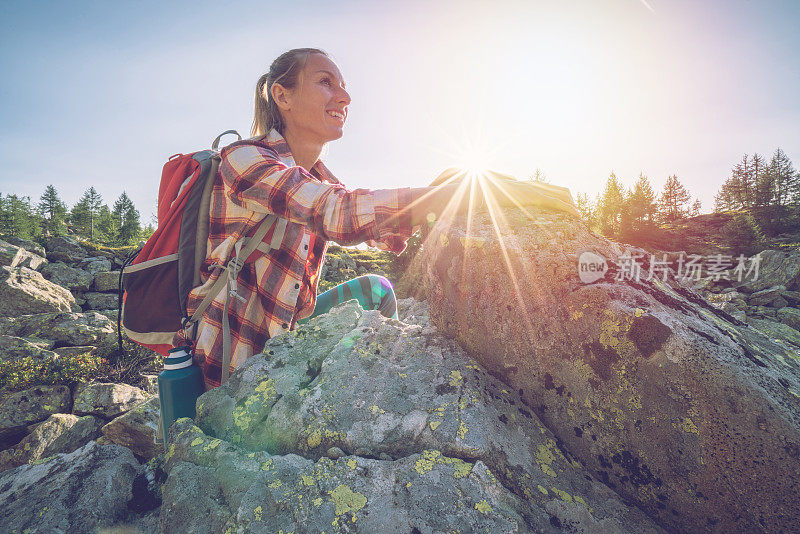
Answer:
429;421;441;431
457;421;468;439
307;428;322;448
253;505;263;521
680;417;699;434
551;487;573;503
537;485;549;495
261;459;274;471
368;404;386;415
347;458;358;470
535;439;564;478
474;500;492;514
190;438;203;447
301;475;315;486
449;370;463;387
313;497;323;507
413;449;472;478
329;484;367;516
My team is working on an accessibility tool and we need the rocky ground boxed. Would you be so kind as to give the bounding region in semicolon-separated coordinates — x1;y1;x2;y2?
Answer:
0;219;798;532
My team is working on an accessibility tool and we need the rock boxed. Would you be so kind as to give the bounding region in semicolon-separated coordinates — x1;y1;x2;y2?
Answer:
326;446;345;459
80;256;113;275
4;236;46;257
174;302;661;533
0;441;145;533
782;290;800;306
705;291;744;305
101;396;161;459
39;261;94;291
746;285;785;306
747;317;800;347
0;334;58;363
0;239;47;270
719;303;747;322
397;296;431;327
419;205;800;533
139;374;159;395
748;305;777;317
94;270;121;292
770;296;789;309
45;235;88;263
0;311;116;347
735;249;800;292
0;385;71;445
84;291;120;311
777;307;800;331
73;383;148;419
0;413;102;471
0;266;76;316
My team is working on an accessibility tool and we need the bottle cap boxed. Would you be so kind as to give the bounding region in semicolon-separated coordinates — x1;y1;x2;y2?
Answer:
164;346;193;370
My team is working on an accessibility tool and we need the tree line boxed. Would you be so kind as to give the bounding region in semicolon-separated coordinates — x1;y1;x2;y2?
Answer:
574;147;800;242
0;185;152;247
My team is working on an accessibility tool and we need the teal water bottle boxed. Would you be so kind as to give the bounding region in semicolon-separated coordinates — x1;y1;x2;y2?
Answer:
158;346;205;443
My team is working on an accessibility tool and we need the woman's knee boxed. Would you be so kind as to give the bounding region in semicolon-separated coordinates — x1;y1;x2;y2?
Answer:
364;274;394;294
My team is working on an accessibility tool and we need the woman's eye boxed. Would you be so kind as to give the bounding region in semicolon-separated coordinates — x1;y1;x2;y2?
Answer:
321;78;332;86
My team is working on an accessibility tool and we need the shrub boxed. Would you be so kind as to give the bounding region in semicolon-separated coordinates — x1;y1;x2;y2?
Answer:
721;212;766;256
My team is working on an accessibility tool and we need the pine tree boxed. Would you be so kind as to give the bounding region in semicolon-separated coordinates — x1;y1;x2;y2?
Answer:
575;192;596;227
751;153;773;208
112;192;141;245
95;205;115;244
529;168;549;183
658;174;691;221
765;148;798;207
0;194;39;239
37;185;67;237
689;198;702;216
70;187;103;240
627;173;657;229
598;173;625;236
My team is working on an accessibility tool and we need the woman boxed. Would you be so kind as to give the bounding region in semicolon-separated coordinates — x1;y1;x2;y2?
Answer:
176;47;579;390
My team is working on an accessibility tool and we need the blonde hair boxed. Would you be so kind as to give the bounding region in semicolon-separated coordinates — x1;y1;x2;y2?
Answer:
251;48;329;137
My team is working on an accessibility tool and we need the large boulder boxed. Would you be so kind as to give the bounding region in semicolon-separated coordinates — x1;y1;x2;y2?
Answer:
73;382;148;419
3;236;46;257
83;291;120;311
0;413;102;471
79;256;112;275
736;248;800;292
418;205;800;533
0;266;76;317
39;261;94;291
45;235;88;263
101;395;161;459
162;301;662;533
0;385;72;446
94;270;121;292
0;239;47;270
0;441;145;533
0;311;116;348
0;334;57;362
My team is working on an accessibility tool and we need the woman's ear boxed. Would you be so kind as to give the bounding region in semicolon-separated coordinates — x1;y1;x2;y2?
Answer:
270;82;292;111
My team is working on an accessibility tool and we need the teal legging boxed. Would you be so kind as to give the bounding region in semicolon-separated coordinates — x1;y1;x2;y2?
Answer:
299;274;398;324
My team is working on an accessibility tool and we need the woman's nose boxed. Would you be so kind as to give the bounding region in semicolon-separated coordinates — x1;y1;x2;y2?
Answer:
339;87;351;105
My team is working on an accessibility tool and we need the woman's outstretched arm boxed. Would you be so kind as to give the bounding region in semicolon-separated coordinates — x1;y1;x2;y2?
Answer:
406;175;580;227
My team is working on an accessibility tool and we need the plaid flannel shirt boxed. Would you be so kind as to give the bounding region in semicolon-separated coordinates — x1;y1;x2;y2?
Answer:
173;127;417;389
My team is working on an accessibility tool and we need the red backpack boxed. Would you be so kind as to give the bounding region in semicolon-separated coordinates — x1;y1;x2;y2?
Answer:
120;130;282;362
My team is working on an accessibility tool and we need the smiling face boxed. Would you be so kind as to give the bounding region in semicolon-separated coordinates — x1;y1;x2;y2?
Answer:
271;53;351;145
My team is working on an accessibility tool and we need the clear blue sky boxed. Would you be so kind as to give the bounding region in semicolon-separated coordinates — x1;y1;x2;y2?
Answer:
2;0;799;223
